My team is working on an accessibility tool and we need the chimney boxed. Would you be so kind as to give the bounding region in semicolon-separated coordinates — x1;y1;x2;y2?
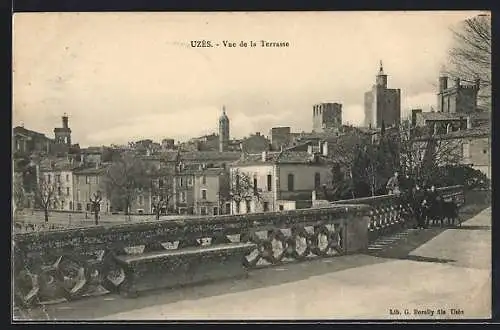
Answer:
261;151;267;161
322;141;328;156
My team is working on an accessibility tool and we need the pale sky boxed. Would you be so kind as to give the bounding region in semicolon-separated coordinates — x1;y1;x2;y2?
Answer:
12;11;484;147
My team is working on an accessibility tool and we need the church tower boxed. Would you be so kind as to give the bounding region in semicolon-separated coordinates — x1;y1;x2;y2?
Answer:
218;106;230;152
376;60;388;88
54;113;72;145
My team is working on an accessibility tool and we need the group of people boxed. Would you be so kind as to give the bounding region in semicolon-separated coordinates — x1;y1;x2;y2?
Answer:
386;171;446;229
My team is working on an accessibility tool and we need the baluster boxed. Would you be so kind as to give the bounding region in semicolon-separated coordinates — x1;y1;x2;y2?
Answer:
285;226;311;261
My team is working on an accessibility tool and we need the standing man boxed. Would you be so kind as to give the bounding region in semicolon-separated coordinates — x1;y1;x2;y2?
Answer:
412;184;425;229
386;171;400;195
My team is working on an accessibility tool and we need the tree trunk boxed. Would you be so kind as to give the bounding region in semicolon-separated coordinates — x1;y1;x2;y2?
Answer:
44;208;49;223
94;211;99;225
155;208;160;220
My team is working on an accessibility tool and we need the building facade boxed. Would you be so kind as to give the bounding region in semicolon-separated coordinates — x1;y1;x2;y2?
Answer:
312;103;342;133
364;61;401;128
229;148;332;214
270;127;291;151
437;75;480;114
73;165;111;213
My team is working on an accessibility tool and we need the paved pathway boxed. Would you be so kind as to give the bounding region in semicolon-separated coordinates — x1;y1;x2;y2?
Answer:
16;208;491;321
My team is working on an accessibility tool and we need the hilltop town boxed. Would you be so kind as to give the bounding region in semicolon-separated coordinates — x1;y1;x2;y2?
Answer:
12;63;490;221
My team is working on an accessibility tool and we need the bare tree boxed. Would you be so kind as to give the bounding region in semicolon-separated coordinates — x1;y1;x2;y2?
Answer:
447;14;491;108
34;176;58;222
101;153;150;216
13;173;25;214
150;174;174;220
89;191;102;225
399;122;463;184
228;169;262;213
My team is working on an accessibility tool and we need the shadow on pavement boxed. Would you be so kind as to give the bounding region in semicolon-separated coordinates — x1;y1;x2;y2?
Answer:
447;225;491;231
401;255;456;264
19;254;393;320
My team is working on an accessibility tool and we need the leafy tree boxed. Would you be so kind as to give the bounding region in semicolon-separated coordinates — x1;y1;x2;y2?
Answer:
447;13;491;109
101;153;150;215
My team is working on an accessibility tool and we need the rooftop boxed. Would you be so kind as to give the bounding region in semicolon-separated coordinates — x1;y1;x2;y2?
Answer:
13;126;52;140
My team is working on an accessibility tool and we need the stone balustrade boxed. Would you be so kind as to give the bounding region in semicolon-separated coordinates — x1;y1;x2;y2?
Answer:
13;204;370;307
332;185;465;241
13;185;464;308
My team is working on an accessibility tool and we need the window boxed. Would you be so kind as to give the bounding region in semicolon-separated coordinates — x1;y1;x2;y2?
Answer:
47;174;51;183
200;207;207;215
77;190;81;201
279;205;284;211
235;174;240;190
66;174;70;182
57;187;62;196
253;177;258;194
61;201;65;209
56;174;61;183
69;201;73;210
263;202;269;212
202;175;206;185
267;174;272;191
180;177;184;187
201;189;207;200
213;207;218;215
66;187;70;196
314;172;321;189
483;149;488;154
287;173;295;191
77;203;82;211
138;195;144;206
246;200;251;213
86;176;90;184
180;192;186;202
187;177;193;186
86;203;91;211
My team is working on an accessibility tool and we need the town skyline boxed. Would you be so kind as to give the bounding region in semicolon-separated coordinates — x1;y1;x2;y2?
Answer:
12;11;483;148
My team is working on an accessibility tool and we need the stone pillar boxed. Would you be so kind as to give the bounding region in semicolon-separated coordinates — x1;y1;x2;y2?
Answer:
343;210;370;253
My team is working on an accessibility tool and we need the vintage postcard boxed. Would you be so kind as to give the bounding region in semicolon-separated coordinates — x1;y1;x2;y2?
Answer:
12;11;491;321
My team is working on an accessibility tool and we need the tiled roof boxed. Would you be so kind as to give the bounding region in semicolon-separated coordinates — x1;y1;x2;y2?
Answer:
421;112;467;121
233;150;330;166
73;164;111;175
179;151;241;162
13;126;52;139
415;126;490;141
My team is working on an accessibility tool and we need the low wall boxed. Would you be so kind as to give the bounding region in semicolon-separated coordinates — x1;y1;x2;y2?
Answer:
13;204;370;306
